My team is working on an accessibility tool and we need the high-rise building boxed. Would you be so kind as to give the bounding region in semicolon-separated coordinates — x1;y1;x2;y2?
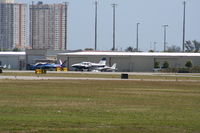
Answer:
30;1;68;50
0;0;14;3
0;0;27;50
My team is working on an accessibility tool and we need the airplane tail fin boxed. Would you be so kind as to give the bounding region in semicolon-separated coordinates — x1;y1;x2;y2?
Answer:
61;60;67;67
3;64;7;69
111;63;117;69
59;60;62;65
99;58;106;65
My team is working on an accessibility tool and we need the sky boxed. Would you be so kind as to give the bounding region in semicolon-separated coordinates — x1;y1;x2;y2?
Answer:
16;0;200;51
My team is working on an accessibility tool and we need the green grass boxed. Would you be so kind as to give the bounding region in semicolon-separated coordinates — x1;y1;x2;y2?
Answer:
0;79;200;132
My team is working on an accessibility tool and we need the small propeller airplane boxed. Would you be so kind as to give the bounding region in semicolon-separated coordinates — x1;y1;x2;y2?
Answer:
29;60;67;70
93;63;117;72
71;58;107;71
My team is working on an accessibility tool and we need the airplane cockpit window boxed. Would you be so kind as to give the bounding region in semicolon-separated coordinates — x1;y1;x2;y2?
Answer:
83;62;89;65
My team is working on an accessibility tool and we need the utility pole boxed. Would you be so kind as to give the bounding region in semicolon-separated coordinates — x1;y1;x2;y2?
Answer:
112;4;117;51
163;25;168;52
64;2;69;50
94;1;98;51
182;1;186;52
136;23;140;52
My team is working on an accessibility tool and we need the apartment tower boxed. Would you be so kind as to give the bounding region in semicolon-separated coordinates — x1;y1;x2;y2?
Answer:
30;1;68;50
0;0;27;50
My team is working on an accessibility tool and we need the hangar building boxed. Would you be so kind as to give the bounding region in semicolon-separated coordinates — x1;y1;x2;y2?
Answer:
0;52;26;70
57;51;200;72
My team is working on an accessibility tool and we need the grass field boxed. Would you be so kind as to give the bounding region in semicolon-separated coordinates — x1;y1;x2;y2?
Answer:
0;79;200;133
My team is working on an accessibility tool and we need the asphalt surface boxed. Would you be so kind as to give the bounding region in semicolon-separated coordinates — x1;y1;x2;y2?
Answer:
0;75;200;83
3;70;200;77
0;70;200;82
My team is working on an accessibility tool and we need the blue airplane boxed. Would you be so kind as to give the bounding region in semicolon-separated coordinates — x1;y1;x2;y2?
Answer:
29;60;66;70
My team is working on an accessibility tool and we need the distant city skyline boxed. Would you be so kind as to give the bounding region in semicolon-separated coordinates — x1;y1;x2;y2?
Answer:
30;1;68;50
0;0;14;3
0;1;27;50
15;0;200;51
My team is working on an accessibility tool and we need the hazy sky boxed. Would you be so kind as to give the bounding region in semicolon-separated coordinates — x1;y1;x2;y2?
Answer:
17;0;200;51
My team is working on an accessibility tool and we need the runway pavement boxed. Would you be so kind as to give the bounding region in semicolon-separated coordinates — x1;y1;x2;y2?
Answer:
1;70;200;82
0;75;200;82
0;75;118;81
3;70;200;77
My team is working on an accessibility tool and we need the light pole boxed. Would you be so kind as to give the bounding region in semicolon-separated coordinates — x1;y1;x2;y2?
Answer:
112;3;117;51
154;42;157;52
163;25;168;52
94;1;98;51
182;1;186;52
136;23;140;52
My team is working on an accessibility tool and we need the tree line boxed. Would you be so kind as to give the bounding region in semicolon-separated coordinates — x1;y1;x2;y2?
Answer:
125;40;200;52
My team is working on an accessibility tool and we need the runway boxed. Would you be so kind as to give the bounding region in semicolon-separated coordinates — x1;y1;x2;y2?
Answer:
3;70;200;77
0;75;200;82
0;75;119;81
0;70;200;82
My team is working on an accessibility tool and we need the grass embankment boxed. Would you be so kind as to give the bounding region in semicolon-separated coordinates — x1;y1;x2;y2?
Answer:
0;80;200;133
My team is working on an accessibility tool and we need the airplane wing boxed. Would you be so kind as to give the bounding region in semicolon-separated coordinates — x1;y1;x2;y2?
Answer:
93;63;117;72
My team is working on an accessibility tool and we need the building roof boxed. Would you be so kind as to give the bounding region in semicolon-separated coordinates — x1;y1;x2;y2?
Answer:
58;51;200;57
0;52;25;56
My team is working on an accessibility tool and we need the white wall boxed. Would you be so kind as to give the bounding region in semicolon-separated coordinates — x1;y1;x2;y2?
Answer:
57;54;200;72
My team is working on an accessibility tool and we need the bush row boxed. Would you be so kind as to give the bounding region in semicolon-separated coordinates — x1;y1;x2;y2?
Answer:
160;66;200;73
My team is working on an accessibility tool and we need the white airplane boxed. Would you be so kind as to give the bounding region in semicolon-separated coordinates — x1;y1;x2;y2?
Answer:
71;58;106;71
0;64;7;69
93;63;117;72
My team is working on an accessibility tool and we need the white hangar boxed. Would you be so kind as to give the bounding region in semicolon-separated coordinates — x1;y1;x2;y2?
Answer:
57;51;200;72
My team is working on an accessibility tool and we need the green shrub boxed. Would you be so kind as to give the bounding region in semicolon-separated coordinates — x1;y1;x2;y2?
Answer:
162;61;169;69
160;66;200;73
185;60;193;68
154;61;160;68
